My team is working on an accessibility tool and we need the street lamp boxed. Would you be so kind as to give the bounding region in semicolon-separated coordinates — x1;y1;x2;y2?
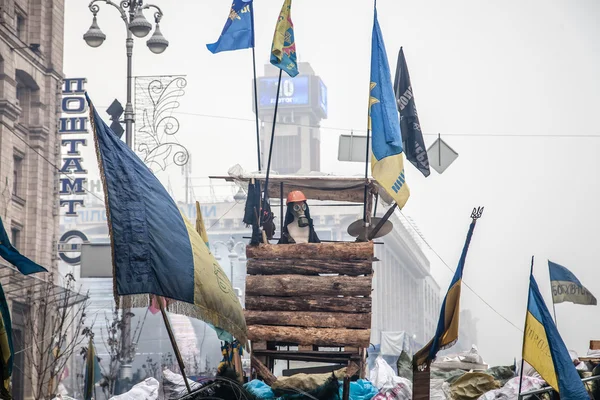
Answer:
83;0;169;148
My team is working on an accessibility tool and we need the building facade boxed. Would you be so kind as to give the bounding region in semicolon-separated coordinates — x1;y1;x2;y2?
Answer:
0;1;65;398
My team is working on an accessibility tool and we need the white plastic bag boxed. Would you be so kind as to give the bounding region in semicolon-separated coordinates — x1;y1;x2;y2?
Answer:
109;378;159;400
162;369;202;400
477;376;545;400
430;379;449;400
369;355;412;399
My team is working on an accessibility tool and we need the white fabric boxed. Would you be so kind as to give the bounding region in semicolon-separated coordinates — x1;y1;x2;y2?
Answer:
430;379;450;400
380;331;413;356
432;345;488;371
109;378;160;400
477;376;546;400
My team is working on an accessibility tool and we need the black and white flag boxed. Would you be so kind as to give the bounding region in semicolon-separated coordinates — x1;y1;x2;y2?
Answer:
394;47;430;177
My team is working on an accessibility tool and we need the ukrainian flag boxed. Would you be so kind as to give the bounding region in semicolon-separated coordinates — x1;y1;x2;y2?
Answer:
83;337;101;400
414;219;477;369
270;0;298;77
369;9;409;208
0;282;13;394
86;94;248;346
523;273;588;399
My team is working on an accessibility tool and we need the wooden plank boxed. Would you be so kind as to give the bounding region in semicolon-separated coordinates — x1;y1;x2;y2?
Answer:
251;355;277;386
253;351;359;364
246;242;373;261
252;341;267;351
246;275;372;297
246;258;373;276
245;311;371;329
412;367;431;400
245;296;372;313
248;325;371;347
590;340;600;350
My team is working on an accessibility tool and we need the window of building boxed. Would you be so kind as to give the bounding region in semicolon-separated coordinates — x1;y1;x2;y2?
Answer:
16;14;26;41
11;227;20;248
13;155;23;196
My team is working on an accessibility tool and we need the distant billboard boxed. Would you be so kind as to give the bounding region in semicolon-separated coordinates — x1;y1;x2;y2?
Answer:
259;75;309;107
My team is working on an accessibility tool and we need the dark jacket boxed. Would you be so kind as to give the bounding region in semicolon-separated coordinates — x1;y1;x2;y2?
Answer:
278;204;320;244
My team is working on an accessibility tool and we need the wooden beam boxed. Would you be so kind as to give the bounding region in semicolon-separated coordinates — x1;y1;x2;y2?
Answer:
246;275;372;297
245;296;372;313
248;325;371;347
251;355;277;386
246;242;374;261
246;258;373;276
244;311;371;329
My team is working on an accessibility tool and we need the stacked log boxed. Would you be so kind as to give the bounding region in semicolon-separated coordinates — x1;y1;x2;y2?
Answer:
245;242;374;349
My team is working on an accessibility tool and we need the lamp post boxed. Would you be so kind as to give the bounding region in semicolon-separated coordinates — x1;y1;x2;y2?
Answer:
83;1;168;387
83;0;169;148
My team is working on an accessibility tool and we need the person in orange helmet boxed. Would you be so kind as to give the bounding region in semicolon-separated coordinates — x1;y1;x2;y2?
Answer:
278;190;320;244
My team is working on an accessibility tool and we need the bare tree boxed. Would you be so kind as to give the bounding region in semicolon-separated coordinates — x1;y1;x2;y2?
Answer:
20;273;90;400
98;306;145;398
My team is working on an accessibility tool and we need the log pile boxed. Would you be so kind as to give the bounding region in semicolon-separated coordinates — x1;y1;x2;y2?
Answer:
245;242;374;349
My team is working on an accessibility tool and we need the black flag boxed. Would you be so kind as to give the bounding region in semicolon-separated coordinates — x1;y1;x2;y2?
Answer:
394;47;430;177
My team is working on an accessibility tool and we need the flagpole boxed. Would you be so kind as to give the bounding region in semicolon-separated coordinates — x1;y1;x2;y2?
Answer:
548;263;559;329
159;299;192;394
518;255;535;397
250;1;262;171
252;48;262;171
262;69;283;218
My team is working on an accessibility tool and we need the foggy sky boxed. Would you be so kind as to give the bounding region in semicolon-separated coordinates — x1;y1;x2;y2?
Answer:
63;0;600;366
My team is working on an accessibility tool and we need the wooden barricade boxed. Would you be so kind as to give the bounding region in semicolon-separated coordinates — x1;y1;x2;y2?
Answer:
245;242;374;379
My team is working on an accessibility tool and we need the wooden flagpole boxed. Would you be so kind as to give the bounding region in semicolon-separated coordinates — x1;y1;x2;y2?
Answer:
159;299;192;394
518;256;535;398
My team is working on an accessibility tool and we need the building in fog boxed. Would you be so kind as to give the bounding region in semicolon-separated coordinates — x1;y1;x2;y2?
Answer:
254;62;327;174
0;1;68;399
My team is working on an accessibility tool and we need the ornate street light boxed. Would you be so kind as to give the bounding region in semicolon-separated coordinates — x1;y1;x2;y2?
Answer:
83;0;169;147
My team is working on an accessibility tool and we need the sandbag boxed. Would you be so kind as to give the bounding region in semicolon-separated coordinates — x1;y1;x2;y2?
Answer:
431;379;451;400
272;367;347;392
478;376;546;399
449;372;500;400
109;378;159;400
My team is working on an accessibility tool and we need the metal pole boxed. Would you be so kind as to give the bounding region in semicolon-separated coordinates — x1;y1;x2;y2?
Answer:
517;256;535;397
548;263;558;329
119;3;135;388
159;299;192;394
261;69;283;216
250;0;261;171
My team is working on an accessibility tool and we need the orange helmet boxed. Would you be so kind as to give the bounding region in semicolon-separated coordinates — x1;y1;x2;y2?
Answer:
287;190;307;204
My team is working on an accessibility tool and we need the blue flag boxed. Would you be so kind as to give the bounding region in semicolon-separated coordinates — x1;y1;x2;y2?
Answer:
523;273;589;399
548;260;596;306
0;217;47;275
369;8;409;208
86;94;248;345
207;0;254;54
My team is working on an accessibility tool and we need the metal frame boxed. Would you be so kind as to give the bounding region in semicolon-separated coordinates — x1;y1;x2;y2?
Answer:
0;264;88;308
518;375;600;399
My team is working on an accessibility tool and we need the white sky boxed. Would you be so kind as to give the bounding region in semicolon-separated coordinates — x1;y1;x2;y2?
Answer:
63;0;600;366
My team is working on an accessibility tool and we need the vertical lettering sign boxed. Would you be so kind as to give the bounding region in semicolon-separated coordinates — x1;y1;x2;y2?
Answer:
59;78;88;216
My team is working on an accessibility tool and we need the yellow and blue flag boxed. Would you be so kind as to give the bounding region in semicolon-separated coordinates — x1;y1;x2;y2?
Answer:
0;216;47;275
0;282;13;394
523;273;589;399
207;0;254;54
548;260;597;306
86;94;248;346
413;217;478;368
83;337;101;400
270;0;298;77
369;9;410;208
